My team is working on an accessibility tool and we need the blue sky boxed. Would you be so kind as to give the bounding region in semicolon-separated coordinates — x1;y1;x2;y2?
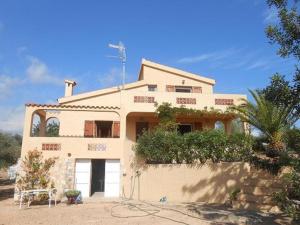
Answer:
0;0;297;133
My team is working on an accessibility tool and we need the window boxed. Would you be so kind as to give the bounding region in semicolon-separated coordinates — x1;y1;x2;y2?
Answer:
178;124;192;135
175;86;192;93
96;121;112;138
84;120;120;138
215;121;225;132
148;85;157;92
136;122;149;140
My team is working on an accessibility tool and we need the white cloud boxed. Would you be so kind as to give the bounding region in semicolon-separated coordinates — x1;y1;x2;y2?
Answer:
177;48;241;64
26;56;62;85
263;7;279;24
177;54;215;64
0;74;22;99
0;105;25;134
176;48;281;72
246;59;270;70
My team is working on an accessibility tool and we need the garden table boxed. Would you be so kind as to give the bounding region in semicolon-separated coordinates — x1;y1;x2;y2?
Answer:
19;188;57;209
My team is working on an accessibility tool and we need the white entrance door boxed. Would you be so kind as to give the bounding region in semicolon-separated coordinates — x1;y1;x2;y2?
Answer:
75;159;91;198
104;159;120;197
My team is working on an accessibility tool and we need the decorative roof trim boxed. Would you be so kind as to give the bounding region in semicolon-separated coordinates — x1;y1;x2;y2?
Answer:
25;103;120;110
58;80;147;104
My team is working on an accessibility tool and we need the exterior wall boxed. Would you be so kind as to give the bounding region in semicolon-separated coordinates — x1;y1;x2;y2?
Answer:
59;111;120;136
63;85;148;106
121;162;279;204
142;65;214;94
19;60;249;202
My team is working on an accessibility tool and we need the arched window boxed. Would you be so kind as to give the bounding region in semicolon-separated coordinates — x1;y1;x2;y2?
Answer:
31;113;41;137
214;121;225;132
231;118;244;134
46;117;60;137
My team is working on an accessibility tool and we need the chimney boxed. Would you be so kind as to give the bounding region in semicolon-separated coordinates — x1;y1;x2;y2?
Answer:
64;80;77;97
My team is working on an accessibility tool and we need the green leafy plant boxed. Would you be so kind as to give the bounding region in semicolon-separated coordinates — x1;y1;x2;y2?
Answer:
229;188;241;202
273;170;300;220
16;149;56;190
65;190;81;204
65;190;81;198
134;129;253;164
0;132;21;168
232;90;298;157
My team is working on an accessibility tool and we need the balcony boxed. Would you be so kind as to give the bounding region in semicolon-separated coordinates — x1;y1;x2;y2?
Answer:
22;136;123;159
125;91;246;113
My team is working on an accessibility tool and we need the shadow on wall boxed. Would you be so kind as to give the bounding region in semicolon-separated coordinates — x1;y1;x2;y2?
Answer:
181;162;249;203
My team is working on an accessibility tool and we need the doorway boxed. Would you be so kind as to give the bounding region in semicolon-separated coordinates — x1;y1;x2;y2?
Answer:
75;159;120;198
178;124;192;135
91;159;105;196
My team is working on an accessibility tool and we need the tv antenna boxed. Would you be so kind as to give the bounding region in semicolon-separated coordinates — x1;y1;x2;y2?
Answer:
108;41;126;89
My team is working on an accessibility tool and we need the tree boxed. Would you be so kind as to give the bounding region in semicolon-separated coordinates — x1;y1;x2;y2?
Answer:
16;149;56;190
258;74;300;116
233;90;298;156
31;121;59;137
0;132;22;168
266;0;300;61
46;121;59;137
263;0;300;118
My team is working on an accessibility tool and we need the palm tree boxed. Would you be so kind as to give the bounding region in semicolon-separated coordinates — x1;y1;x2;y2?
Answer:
232;90;298;156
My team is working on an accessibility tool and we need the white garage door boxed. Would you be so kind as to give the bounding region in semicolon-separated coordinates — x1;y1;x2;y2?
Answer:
104;160;120;197
75;159;91;198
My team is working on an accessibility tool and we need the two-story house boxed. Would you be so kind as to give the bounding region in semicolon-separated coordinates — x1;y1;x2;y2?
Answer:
20;59;246;199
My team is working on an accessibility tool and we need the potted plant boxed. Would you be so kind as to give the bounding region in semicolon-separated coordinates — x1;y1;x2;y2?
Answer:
65;190;81;204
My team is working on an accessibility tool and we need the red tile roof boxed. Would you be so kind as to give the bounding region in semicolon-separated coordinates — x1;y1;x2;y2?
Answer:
25;103;120;110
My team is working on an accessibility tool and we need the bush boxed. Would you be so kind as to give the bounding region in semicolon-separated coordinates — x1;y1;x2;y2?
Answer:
0;132;21;168
285;128;300;153
134;129;253;164
16;149;56;190
273;171;300;220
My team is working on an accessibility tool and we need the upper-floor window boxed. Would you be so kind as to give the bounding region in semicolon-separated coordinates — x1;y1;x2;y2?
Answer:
148;85;157;92
84;120;120;138
175;86;192;93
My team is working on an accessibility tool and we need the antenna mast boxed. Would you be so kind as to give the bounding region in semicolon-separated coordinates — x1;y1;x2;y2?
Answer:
108;42;126;89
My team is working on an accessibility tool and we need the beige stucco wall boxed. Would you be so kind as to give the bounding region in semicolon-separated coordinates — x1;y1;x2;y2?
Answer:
121;162;278;204
142;65;214;94
122;163;249;202
59;111;120;136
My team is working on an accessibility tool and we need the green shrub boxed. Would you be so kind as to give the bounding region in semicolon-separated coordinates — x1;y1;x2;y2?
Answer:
285;128;300;153
0;132;21;168
273;171;300;220
134;129;253;164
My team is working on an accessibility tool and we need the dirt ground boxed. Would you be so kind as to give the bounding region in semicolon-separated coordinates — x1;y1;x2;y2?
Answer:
0;170;296;225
